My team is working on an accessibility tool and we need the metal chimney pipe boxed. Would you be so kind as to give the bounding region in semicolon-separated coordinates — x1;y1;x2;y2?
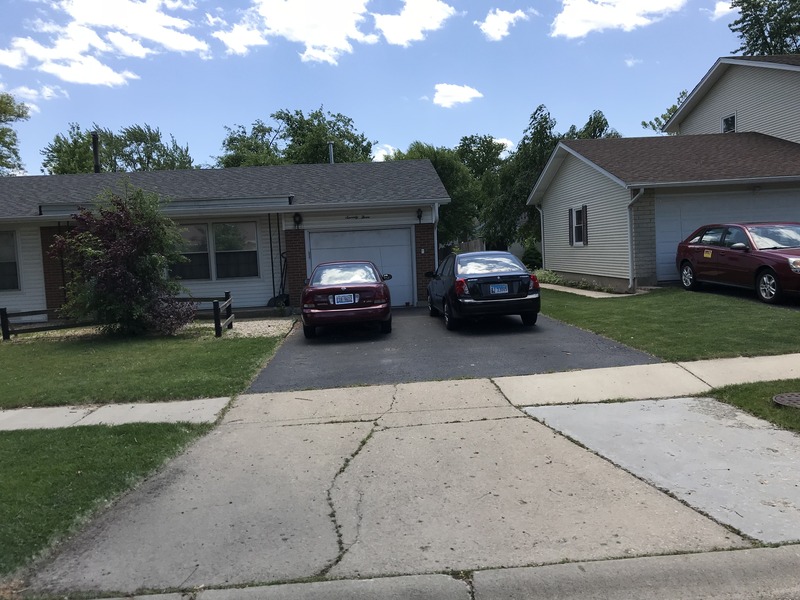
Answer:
328;141;334;164
91;132;100;173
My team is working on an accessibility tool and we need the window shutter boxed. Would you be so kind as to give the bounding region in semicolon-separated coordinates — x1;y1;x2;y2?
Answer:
582;204;588;246
568;208;574;246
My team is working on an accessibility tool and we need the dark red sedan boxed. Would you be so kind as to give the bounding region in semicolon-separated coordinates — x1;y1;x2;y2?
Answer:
300;261;392;338
676;222;800;303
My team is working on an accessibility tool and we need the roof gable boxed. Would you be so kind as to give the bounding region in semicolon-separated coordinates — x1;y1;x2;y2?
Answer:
664;55;800;133
0;160;450;221
528;133;800;204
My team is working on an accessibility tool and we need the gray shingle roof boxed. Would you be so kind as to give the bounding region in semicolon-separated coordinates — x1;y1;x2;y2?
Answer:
561;132;800;186
0;160;450;220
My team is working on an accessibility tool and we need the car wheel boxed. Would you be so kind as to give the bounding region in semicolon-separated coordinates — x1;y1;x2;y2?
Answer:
302;324;316;339
380;317;392;334
680;262;700;291
427;293;440;317
521;312;538;326
443;300;459;331
756;269;782;304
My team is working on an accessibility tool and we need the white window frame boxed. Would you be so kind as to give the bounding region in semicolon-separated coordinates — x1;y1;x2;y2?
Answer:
569;205;587;247
175;221;259;281
722;113;736;133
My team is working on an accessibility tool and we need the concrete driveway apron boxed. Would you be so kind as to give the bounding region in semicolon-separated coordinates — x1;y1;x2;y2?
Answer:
29;379;749;597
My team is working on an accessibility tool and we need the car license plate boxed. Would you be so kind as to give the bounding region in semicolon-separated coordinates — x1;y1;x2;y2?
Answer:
489;283;508;295
334;293;355;305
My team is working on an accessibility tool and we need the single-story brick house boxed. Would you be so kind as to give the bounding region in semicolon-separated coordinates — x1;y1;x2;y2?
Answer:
0;160;450;317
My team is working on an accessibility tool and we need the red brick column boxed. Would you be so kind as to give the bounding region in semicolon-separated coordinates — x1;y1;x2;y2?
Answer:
40;226;69;311
415;223;436;304
284;228;307;309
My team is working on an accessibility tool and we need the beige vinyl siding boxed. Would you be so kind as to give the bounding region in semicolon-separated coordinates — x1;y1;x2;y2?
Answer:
541;154;630;279
680;65;800;143
0;225;47;316
178;215;283;308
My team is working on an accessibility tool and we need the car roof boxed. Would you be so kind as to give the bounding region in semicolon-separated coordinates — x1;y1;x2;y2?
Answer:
695;222;800;228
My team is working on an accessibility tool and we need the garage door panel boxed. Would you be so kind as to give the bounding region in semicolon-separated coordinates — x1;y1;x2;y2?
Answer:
309;229;413;307
655;191;800;281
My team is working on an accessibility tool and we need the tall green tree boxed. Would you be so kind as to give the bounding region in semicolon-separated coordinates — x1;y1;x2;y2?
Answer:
566;110;621;139
217;107;375;167
41;123;194;174
642;90;688;134
729;0;800;55
484;105;559;249
387;141;479;245
216;119;282;168
0;92;30;175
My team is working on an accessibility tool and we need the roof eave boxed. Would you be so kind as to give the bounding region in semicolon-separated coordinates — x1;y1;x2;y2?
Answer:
627;175;800;189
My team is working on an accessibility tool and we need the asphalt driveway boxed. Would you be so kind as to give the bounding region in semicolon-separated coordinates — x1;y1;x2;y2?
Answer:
247;307;660;393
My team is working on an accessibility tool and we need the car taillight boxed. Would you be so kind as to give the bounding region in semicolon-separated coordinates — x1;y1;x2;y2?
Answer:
529;274;540;290
373;286;388;304
455;278;470;297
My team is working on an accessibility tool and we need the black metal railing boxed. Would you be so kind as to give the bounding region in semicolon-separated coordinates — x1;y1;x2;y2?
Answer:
1;292;234;340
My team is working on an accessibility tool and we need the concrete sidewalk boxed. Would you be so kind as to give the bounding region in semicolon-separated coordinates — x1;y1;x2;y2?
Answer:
3;353;798;430
19;353;800;600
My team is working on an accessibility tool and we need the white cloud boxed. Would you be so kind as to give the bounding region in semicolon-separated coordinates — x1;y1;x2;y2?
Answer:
708;1;735;20
475;9;529;41
213;22;269;56
432;83;482;108
373;0;456;46
213;0;378;64
39;54;140;86
551;0;688;38
0;0;208;86
107;32;153;58
625;56;643;67
7;83;69;112
372;144;396;161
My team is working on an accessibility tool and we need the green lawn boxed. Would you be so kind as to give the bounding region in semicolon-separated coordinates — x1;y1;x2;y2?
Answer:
0;324;286;578
541;286;800;362
0;327;281;409
0;423;209;577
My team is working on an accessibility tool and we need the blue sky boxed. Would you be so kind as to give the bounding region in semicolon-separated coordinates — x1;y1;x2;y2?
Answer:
1;0;740;174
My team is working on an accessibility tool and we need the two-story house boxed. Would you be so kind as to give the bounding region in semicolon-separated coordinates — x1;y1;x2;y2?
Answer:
527;55;800;292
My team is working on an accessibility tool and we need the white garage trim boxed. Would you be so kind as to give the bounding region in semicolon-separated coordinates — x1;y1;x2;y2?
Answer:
307;228;415;307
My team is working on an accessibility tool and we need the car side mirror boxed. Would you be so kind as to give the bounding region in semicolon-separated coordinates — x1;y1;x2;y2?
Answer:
424;271;435;278
383;274;392;281
730;242;748;251
303;278;310;285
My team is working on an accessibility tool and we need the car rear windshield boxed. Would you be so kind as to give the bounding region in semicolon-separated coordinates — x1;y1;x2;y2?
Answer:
312;264;379;285
456;254;526;276
746;225;800;250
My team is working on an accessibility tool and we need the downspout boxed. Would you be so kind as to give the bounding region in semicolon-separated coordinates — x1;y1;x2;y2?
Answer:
433;203;440;264
627;188;645;292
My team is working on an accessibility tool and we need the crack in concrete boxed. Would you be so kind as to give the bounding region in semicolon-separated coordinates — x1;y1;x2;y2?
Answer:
317;386;399;577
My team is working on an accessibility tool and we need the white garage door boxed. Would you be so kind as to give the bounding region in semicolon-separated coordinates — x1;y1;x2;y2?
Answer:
655;190;800;281
309;229;414;307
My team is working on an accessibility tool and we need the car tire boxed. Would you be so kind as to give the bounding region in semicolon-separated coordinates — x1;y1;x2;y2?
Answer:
521;312;538;326
443;300;459;331
756;269;782;304
302;324;316;339
680;261;700;291
380;317;392;334
427;293;440;317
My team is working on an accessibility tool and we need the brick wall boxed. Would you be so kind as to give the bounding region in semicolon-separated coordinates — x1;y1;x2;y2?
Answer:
285;228;307;308
39;226;68;311
415;223;435;303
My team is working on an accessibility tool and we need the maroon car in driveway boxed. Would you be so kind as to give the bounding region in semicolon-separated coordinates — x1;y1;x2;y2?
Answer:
300;261;392;338
676;222;800;303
